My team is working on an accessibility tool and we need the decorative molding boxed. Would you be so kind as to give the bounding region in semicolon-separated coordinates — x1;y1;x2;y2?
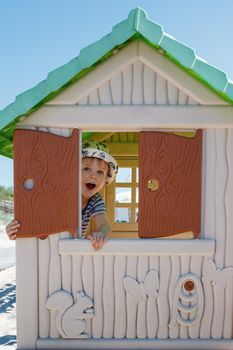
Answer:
59;238;215;256
20;105;233;129
46;290;94;338
138;41;227;105
169;273;204;328
202;259;233;289
123;270;159;303
37;338;233;349
46;42;138;105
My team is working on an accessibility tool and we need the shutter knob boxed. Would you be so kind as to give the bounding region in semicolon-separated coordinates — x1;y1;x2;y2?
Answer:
23;178;35;190
147;179;159;191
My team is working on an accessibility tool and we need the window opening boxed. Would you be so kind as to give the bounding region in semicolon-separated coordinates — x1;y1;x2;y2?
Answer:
83;131;139;239
83;130;200;240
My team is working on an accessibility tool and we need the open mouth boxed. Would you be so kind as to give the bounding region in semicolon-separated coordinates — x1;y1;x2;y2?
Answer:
86;183;96;190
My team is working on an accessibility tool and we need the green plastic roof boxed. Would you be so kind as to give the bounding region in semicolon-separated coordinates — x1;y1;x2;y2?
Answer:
1;7;233;159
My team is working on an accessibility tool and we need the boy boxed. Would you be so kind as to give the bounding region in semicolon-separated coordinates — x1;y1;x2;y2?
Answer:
6;141;118;250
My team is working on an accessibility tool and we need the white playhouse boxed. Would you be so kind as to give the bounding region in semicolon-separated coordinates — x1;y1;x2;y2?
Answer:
1;7;233;350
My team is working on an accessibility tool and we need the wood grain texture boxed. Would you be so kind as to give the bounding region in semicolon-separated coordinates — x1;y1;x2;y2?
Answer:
48;234;62;338
92;255;104;338
16;238;38;348
126;256;137;339
157;256;170;339
139;130;202;238
136;256;148;338
211;130;227;339
214;129;227;269
82;255;94;336
168;256;180;339
122;65;133;105
82;61;193;106
38;238;50;338
111;73;123;105
189;256;203;339
14;129;79;238
98;81;112;104
148;256;159;338
114;256;127;338
224;129;233;338
132;61;144;105
179;256;190;339
103;256;115;338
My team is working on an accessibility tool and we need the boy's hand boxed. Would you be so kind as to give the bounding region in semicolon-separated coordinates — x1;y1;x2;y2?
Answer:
5;220;20;240
86;231;108;250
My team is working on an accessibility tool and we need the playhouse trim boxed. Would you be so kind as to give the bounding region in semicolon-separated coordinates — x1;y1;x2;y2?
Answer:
36;338;233;349
18;105;233;129
45;42;226;106
59;239;215;256
16;238;38;348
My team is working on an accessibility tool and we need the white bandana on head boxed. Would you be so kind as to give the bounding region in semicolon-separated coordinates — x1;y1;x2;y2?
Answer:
82;141;118;184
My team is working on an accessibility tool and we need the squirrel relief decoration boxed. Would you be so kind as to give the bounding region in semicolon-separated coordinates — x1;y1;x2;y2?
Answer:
46;290;94;338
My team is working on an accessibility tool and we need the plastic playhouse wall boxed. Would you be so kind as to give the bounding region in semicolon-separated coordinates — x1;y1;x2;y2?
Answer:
15;41;233;349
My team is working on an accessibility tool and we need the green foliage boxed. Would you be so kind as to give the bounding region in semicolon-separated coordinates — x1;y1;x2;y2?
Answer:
0;210;13;224
0;185;14;201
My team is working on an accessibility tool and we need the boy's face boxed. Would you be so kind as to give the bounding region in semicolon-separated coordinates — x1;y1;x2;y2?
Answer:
82;157;109;200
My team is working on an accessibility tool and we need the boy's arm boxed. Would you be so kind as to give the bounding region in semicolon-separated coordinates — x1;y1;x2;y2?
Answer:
87;213;111;250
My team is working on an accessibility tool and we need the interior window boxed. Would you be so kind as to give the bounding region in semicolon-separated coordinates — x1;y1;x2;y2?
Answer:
106;159;138;238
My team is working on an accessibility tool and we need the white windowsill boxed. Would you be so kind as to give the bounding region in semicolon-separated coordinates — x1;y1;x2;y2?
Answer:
59;238;215;256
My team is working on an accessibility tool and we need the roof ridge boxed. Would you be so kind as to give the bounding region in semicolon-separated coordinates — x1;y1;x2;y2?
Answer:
133;7;143;31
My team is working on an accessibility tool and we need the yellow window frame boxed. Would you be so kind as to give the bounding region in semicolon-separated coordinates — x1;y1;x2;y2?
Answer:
106;158;138;236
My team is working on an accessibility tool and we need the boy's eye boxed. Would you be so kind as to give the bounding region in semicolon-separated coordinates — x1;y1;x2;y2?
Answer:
83;167;91;172
97;170;104;176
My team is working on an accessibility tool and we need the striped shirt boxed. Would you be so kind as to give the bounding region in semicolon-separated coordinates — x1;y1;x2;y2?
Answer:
82;193;106;236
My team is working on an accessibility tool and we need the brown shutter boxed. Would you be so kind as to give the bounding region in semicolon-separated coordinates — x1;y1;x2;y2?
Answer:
14;129;80;238
139;130;202;238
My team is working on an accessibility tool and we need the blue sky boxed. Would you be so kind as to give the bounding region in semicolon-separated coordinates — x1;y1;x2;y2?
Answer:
1;0;233;188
